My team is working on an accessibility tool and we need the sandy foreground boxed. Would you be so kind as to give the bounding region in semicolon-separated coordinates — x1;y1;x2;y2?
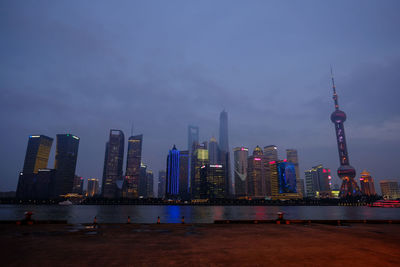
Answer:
1;223;399;266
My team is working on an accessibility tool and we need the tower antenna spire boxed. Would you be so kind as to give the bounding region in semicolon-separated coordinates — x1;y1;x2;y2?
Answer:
331;66;339;110
131;122;134;136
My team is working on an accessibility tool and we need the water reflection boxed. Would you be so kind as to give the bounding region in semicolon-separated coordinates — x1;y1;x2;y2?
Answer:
0;205;399;223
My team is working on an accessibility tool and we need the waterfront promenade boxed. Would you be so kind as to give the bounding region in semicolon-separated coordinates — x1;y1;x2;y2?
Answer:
1;223;399;266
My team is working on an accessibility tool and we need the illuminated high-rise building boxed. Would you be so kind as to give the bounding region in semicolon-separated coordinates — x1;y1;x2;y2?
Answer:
270;160;299;199
379;180;400;199
304;165;331;198
330;70;360;197
17;135;53;199
286;149;304;197
87;178;99;197
166;146;190;199
138;162;148;197
247;146;267;197
102;130;124;198
158;170;166;198
263;145;278;162
124;134;143;198
359;170;376;196
166;145;180;198
54;134;80;196
200;164;225;199
219;110;231;197
22;135;53;174
233;147;248;197
191;142;209;199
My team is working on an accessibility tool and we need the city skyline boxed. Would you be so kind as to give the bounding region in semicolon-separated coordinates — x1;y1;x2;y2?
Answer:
1;1;400;192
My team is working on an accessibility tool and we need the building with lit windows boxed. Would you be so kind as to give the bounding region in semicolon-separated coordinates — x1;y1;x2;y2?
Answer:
200;164;225;199
54;134;80;197
124;134;143;198
191;142;209;199
379;180;400;199
22;135;53;174
270;160;299;199
263;145;278;162
139;162;148;197
86;178;99;197
72;175;84;194
234;147;248;197
304;165;331;198
286;149;304;198
359;170;376;196
102;130;124;198
17;135;53;199
247;146;268;198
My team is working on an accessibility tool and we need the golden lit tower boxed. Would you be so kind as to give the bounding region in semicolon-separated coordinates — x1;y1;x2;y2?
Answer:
359;170;376;196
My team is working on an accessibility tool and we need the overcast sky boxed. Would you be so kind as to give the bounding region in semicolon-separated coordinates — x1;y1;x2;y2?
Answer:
1;0;400;194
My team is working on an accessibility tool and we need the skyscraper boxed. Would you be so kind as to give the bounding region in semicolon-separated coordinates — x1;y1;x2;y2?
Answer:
286;149;304;197
179;150;190;199
187;125;199;194
188;125;200;152
72;175;84;194
270;160;299;200
379;180;399;199
102;130;124;198
304;165;331;198
139;162;148;197
330;70;360;197
17;135;53;199
166;146;190;199
87;178;100;197
124;134;143;198
263;145;278;162
166;145;180;198
191;143;209;199
233;147;249;197
359;170;376;196
22;135;53;174
54;134;80;197
158;170;166;198
219;110;231;197
146;169;154;198
208;137;219;165
200;164;225;199
247;146;267;197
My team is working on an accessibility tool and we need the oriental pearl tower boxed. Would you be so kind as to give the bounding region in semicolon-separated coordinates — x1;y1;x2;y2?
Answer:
330;69;360;197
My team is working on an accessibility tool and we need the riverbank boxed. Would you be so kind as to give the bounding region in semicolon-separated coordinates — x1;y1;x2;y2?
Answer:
1;223;399;266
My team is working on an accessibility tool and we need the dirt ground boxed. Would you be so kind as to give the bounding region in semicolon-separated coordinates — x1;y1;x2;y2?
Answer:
1;223;399;266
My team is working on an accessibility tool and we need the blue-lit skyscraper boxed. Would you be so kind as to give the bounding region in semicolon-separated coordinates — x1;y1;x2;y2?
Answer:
166;145;180;198
270;160;299;200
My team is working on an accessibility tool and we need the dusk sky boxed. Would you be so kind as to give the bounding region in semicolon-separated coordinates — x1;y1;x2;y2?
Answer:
1;0;400;194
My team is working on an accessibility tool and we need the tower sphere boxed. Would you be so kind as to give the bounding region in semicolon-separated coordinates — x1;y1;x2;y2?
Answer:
337;165;356;179
331;109;347;123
